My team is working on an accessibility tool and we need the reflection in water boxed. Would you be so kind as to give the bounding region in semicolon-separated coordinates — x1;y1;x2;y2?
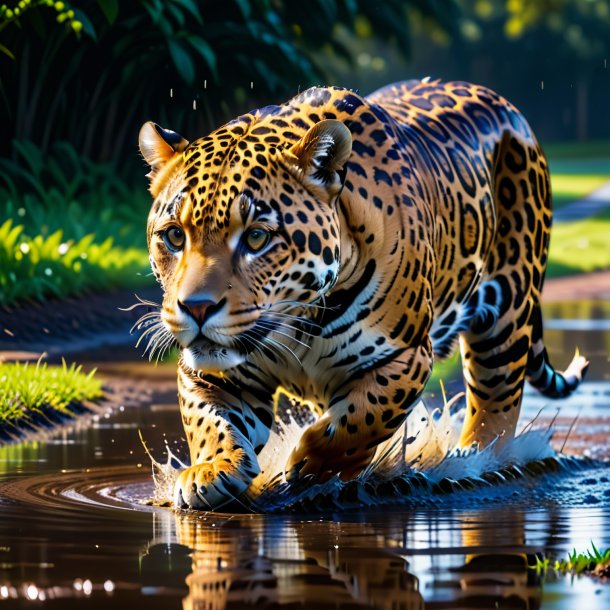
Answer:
150;511;425;609
137;509;552;610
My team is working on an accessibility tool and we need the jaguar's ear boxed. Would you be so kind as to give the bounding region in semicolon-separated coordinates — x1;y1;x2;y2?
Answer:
139;121;189;182
286;119;352;203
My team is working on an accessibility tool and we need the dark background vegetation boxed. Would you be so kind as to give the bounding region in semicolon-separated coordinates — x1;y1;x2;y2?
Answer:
1;0;609;306
2;0;609;173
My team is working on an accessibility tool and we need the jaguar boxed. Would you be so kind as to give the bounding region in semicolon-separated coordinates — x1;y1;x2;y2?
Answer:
138;79;588;510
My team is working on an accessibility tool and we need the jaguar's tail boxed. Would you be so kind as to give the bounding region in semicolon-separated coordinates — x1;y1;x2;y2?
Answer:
526;303;589;398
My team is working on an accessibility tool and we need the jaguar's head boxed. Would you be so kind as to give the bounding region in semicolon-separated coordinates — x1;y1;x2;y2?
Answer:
139;116;352;372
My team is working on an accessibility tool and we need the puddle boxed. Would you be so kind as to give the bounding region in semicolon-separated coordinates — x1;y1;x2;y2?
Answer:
0;299;608;608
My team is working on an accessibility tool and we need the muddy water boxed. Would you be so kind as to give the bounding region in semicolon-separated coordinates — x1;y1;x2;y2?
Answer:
0;300;609;609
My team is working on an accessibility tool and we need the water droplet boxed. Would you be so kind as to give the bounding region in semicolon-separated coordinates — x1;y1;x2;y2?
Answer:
103;580;114;593
26;585;38;600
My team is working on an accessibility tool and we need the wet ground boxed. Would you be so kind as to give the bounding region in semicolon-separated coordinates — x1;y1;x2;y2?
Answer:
0;299;609;609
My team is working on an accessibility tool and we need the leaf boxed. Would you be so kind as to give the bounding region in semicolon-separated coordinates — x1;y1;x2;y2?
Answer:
233;0;252;20
172;0;203;24
72;8;97;40
0;43;15;61
186;36;218;79
166;3;186;28
167;38;195;85
96;0;119;24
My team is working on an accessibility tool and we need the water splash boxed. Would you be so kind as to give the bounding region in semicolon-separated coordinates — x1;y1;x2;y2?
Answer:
143;389;585;513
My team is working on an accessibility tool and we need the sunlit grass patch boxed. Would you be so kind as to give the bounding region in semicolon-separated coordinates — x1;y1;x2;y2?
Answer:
0;141;152;306
551;174;609;210
0;359;103;428
546;140;610;210
547;208;610;278
0;220;150;306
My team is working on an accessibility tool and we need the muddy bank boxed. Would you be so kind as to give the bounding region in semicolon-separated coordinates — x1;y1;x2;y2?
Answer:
0;287;161;361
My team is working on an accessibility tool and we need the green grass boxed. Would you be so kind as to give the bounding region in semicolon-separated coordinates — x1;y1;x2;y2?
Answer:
547;207;610;278
546;140;610;210
545;139;610;160
0;219;150;305
551;173;609;210
0;359;103;428
0;141;153;306
533;543;610;578
537;141;610;277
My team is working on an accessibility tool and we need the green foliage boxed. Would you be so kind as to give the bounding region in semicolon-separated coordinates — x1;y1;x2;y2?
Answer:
0;219;149;305
545;139;610;161
551;173;609;210
532;543;610;576
460;0;610;59
0;358;103;425
0;0;83;59
0;140;152;306
0;139;150;246
547;207;610;278
545;140;610;209
0;0;459;168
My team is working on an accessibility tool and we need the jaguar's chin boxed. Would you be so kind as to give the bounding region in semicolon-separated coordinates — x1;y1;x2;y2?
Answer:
182;340;246;373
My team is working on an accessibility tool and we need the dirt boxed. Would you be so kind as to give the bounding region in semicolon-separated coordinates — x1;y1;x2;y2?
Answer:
543;270;610;303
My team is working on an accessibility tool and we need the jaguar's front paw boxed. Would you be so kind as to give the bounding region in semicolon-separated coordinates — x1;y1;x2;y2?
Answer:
173;453;258;510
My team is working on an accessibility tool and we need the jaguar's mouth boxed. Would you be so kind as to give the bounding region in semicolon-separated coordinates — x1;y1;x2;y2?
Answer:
182;336;246;372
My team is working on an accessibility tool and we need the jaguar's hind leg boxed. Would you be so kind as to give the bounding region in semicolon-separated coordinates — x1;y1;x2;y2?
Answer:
458;129;589;449
458;279;532;449
458;291;589;449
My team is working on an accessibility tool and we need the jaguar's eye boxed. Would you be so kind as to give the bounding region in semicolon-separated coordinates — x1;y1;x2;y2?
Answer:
162;226;185;252
244;228;270;253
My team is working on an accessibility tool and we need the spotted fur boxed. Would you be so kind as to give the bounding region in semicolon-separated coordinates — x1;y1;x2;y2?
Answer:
138;79;588;509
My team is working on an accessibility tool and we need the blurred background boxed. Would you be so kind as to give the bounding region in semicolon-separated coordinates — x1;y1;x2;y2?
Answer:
0;0;609;308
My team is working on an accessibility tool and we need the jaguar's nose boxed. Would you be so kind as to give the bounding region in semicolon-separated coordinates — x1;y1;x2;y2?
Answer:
178;296;218;326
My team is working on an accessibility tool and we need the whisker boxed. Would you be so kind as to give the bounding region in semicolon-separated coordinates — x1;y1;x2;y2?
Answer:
119;294;162;311
131;315;163;334
241;331;272;361
135;323;164;348
256;332;303;367
275;299;340;312
255;321;311;350
143;325;173;360
247;328;291;364
261;315;318;338
263;308;322;329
